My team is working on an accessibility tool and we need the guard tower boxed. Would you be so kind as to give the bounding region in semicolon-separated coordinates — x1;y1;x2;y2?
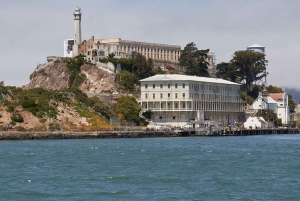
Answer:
72;7;82;57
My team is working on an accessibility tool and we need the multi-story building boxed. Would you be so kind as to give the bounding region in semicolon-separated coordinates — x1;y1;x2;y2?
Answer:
80;36;217;75
81;36;181;63
139;74;245;127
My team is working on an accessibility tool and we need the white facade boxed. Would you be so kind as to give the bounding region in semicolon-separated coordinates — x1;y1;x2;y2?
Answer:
139;74;246;127
72;7;82;57
64;39;74;57
251;92;290;124
244;117;268;129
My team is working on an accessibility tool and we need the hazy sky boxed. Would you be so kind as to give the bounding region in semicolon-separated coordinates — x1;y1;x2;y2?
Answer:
1;0;299;89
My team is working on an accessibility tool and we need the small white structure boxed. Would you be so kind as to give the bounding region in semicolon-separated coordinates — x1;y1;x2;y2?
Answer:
247;44;265;54
251;90;290;124
64;39;74;57
244;117;268;129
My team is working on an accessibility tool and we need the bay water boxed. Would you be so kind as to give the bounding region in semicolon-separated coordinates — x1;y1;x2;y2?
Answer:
1;135;300;200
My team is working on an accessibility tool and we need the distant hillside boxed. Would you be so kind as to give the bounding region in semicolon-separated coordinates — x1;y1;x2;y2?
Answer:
285;88;300;102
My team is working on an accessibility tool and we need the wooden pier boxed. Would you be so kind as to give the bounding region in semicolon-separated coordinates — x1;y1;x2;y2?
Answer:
181;128;300;136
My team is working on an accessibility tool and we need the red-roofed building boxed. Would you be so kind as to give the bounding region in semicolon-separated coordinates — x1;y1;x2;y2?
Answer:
251;91;290;125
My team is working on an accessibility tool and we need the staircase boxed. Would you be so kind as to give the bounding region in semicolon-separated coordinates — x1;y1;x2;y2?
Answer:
139;109;155;124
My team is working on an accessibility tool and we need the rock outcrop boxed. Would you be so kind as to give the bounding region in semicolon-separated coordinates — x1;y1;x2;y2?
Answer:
29;60;119;94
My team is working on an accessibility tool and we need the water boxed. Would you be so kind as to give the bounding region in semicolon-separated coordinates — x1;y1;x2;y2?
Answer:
1;135;300;200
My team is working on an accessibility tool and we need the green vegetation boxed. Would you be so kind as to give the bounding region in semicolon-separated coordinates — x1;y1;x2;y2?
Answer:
11;113;24;123
179;42;210;77
17;88;57;118
114;95;142;125
116;70;139;91
49;122;61;131
63;55;86;88
16;126;26;132
259;109;282;127
216;50;268;94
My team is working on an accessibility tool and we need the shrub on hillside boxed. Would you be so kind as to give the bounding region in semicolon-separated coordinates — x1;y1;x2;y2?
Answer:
17;126;26;132
11;113;23;123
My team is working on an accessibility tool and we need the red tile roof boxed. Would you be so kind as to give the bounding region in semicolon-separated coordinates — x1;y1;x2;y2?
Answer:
269;93;284;100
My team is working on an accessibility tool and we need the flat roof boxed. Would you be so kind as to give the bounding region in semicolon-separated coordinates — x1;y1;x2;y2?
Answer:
140;74;241;85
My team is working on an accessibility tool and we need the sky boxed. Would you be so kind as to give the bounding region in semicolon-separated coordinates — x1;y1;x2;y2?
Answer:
1;0;300;90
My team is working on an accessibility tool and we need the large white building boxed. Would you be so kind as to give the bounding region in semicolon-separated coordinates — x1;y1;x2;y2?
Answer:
139;74;246;127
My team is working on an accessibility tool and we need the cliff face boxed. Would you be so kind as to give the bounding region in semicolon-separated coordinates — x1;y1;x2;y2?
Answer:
29;61;68;90
29;60;119;94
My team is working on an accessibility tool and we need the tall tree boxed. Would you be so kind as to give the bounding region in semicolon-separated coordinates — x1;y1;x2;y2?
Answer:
216;62;237;82
230;50;268;93
179;42;210;77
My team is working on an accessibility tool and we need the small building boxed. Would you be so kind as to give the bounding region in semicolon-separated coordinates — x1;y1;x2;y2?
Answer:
251;90;290;124
244;117;268;129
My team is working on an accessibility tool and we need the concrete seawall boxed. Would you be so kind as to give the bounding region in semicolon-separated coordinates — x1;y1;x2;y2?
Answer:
0;128;299;140
0;131;181;140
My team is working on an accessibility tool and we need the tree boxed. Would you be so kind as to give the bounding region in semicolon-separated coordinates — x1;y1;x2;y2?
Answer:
266;85;283;93
114;95;141;124
116;70;139;91
118;58;133;72
230;50;268;93
179;42;210;77
216;62;237;82
63;55;86;88
132;53;154;79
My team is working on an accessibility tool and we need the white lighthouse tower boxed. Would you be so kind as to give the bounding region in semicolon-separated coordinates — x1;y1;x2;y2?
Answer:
72;7;82;57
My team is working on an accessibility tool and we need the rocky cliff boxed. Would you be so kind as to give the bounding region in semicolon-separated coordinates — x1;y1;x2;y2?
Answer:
29;59;120;94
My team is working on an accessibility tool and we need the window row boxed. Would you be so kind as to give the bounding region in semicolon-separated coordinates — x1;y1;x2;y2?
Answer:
145;83;186;89
145;93;185;99
189;83;239;92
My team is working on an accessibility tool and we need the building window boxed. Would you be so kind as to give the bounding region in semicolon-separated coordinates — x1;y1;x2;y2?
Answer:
175;103;178;108
168;84;170;88
183;83;185;88
153;84;155;88
183;103;186;108
183;93;185;98
161;103;163;108
175;93;178;98
175;83;178;88
168;93;170;98
160;84;163;88
145;94;148;99
160;93;163;98
145;84;148;89
153;93;155;99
